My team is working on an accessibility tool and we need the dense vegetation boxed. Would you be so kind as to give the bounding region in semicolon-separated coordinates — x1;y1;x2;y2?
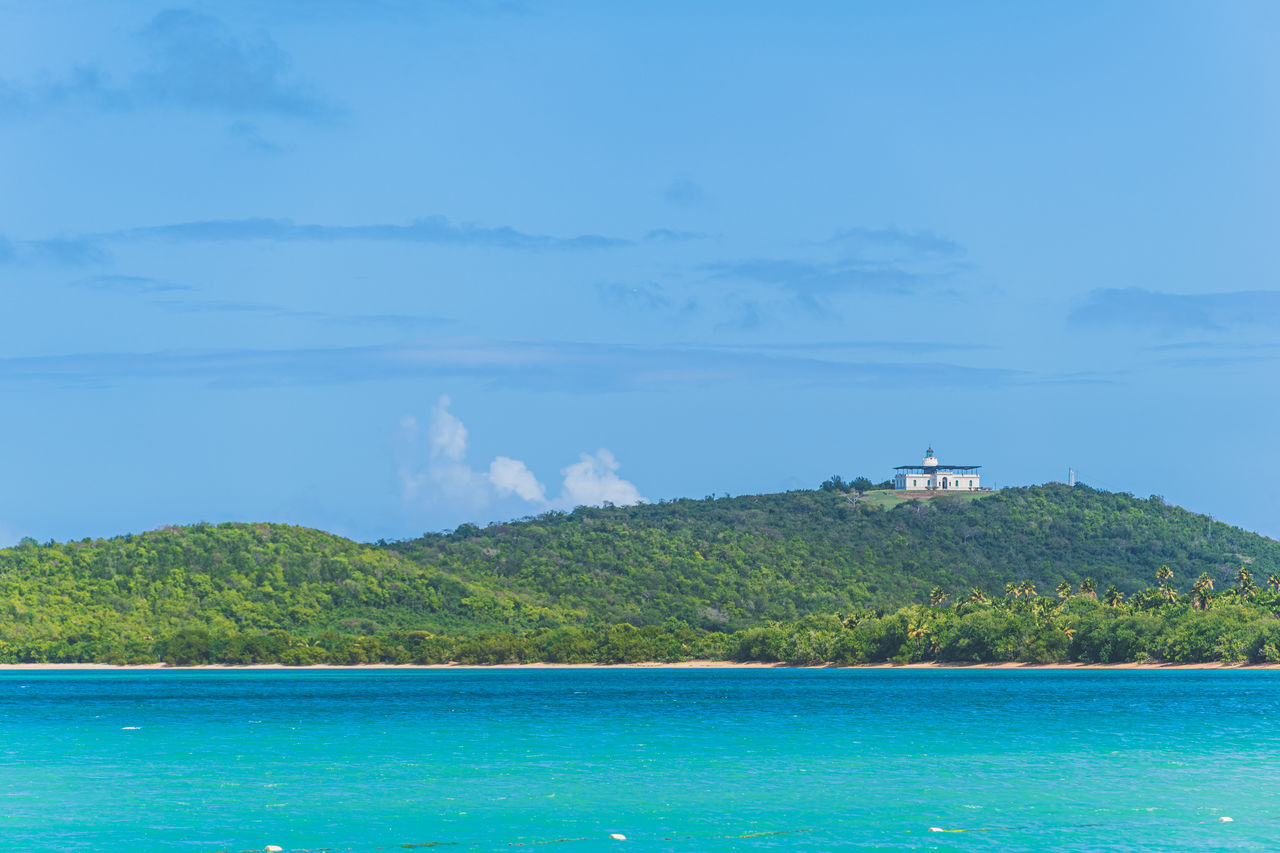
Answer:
731;565;1280;666
0;523;573;663
0;483;1276;665
386;483;1279;629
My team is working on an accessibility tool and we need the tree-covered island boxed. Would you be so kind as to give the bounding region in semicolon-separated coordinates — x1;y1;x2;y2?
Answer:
1;482;1277;666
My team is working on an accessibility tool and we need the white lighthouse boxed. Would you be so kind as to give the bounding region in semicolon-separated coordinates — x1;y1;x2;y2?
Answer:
893;447;981;492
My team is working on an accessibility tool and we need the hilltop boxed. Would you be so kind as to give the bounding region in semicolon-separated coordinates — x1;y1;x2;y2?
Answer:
384;483;1279;629
0;483;1276;663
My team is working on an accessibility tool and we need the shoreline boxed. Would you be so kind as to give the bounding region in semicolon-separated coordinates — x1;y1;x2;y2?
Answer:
0;660;1276;671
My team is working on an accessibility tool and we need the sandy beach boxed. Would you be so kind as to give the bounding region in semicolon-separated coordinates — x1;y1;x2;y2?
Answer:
0;660;1275;671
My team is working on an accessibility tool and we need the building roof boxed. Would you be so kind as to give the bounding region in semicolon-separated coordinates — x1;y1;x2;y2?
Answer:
894;464;982;472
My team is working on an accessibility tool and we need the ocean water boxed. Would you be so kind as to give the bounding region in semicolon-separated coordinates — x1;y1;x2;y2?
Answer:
0;669;1275;852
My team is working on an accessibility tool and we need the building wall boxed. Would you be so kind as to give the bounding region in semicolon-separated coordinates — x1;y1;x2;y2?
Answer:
894;471;981;491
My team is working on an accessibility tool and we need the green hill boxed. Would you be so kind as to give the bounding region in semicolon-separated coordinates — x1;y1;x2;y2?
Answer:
0;522;573;663
385;483;1280;630
0;483;1276;664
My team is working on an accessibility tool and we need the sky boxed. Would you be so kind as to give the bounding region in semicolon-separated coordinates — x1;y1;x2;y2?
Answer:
3;0;1279;545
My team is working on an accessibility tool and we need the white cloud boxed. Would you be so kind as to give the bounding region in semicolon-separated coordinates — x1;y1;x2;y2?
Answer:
489;456;548;503
559;449;644;508
396;398;642;518
423;397;489;506
428;395;467;462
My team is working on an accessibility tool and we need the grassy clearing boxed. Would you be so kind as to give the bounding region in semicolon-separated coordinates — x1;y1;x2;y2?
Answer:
856;489;992;510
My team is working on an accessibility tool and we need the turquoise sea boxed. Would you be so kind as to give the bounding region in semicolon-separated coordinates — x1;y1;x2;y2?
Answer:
0;668;1275;852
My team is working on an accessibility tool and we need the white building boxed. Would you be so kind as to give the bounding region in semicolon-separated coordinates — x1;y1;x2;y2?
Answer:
893;447;981;491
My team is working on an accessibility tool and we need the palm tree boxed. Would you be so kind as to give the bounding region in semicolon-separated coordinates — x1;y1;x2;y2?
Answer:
1268;574;1280;593
1019;580;1037;599
1237;565;1257;598
928;586;947;607
1153;565;1176;606
1055;581;1072;600
1079;577;1097;600
907;618;935;655
968;588;989;604
1104;585;1124;607
1192;573;1215;610
1004;581;1020;600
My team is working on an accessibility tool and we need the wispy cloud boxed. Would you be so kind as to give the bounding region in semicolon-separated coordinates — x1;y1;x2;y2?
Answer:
707;258;932;304
65;277;447;327
595;281;698;316
150;296;450;329
3;215;630;267
1149;341;1280;353
710;340;989;354
104;216;628;250
1161;354;1280;370
826;227;963;259
1145;340;1280;369
704;225;967;310
228;119;282;152
644;228;705;242
135;10;332;117
0;10;336;121
0;234;107;267
0;337;1027;393
27;238;109;266
664;178;703;206
1070;288;1280;331
72;274;191;293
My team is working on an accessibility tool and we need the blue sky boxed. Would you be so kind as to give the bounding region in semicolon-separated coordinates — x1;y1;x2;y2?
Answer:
3;1;1279;544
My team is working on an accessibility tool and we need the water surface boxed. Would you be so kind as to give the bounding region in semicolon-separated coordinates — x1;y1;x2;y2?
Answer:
0;668;1273;851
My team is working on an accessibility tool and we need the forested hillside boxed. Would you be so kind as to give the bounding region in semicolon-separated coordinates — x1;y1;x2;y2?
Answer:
386;484;1279;630
0;483;1276;664
0;523;572;663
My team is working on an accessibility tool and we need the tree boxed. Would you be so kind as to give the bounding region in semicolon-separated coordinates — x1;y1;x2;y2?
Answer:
1268;574;1280;593
1079;577;1097;600
1018;580;1037;599
906;617;935;659
1151;564;1178;606
1192;573;1215;610
928;586;948;607
1237;565;1257;599
1055;581;1072;600
1005;581;1020;600
850;477;874;493
820;475;847;492
1104;586;1124;607
968;588;989;603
